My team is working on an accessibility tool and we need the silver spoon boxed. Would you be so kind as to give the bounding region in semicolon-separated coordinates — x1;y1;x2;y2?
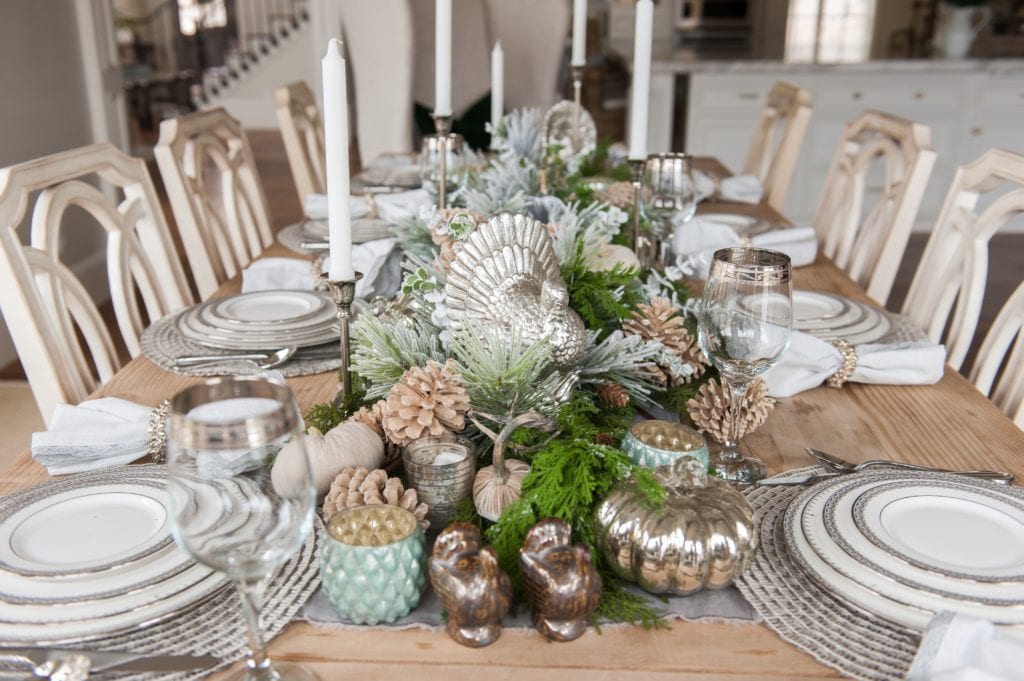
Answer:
805;448;1014;485
175;347;297;369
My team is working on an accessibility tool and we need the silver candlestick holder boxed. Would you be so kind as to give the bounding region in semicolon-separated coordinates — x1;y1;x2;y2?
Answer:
432;113;453;210
321;271;364;408
571;64;585;153
629;158;655;269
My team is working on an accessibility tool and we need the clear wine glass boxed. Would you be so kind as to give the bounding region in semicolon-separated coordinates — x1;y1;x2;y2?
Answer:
697;247;792;485
419;132;467;195
644;153;697;253
165;377;319;681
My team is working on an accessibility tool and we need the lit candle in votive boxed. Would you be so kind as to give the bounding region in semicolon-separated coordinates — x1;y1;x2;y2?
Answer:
321;39;354;280
491;42;504;134
571;0;587;67
628;0;654;160
433;450;467;466
435;0;453;117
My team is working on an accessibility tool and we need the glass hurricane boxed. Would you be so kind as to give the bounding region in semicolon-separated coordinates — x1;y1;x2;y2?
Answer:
697;247;792;485
165;376;319;681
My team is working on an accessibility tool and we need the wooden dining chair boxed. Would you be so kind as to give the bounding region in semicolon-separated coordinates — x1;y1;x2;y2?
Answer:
970;281;1024;427
274;81;326;205
155;107;275;300
0;143;193;425
902;149;1024;401
812;110;937;305
741;81;813;212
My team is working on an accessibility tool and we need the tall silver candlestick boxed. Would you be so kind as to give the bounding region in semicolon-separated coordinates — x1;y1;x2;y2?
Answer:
433;114;453;210
322;272;364;407
571;64;584;153
629;158;654;268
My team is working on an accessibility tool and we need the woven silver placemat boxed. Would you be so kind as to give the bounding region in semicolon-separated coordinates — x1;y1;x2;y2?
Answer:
140;312;342;378
736;466;920;681
277;219;395;256
0;466;322;681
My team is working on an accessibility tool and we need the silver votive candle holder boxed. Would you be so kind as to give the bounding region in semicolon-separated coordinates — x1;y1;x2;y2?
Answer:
402;435;476;530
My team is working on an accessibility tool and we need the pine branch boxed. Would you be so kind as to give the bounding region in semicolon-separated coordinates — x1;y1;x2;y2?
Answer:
350;314;446;399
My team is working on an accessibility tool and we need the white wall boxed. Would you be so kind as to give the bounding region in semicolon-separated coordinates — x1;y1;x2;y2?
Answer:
0;1;101;368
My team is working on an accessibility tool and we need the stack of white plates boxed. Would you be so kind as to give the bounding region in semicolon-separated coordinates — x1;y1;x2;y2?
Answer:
0;466;231;642
785;470;1024;631
176;290;338;351
791;291;893;345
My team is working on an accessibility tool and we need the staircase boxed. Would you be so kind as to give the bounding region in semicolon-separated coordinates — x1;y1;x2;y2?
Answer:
116;0;312;136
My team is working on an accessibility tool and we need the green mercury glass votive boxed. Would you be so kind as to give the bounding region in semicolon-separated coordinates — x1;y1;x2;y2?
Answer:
621;420;709;470
320;505;427;625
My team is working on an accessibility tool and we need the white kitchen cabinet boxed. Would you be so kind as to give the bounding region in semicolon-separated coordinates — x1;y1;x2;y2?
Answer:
680;65;1024;231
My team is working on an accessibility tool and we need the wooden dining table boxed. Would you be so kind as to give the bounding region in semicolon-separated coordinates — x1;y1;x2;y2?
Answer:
3;162;1023;680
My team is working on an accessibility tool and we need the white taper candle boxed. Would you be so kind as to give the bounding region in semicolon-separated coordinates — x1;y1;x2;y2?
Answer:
628;0;654;160
491;41;504;133
571;0;587;67
321;38;354;280
435;0;453;116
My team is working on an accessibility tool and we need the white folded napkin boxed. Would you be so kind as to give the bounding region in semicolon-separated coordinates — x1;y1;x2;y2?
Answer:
692;170;717;202
719;174;764;204
908;612;1024;681
763;331;946;398
672;215;818;279
304;189;430;223
31;398;154;474
240;239;401;299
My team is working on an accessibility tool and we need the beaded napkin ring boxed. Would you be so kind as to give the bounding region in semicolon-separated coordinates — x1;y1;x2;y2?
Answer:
147;399;172;463
827;339;857;389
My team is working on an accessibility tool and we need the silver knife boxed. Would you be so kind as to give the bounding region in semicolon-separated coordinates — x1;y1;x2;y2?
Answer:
0;647;219;674
756;474;839;486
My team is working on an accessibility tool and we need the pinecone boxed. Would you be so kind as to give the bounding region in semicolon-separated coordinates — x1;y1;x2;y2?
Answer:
322;466;430;530
382;360;470;445
596;383;630;408
686;377;775;444
624;297;706;386
598;181;635;209
350;399;386;436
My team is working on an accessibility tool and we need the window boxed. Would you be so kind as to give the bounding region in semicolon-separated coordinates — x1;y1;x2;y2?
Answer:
785;0;878;63
178;0;227;36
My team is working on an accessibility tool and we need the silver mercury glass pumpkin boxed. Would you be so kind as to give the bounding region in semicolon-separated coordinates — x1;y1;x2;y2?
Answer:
594;457;758;595
444;212;587;368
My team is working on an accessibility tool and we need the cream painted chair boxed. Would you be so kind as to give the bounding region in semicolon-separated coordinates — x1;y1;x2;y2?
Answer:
485;0;570;110
902;149;1024;423
0;143;192;425
155;107;274;300
812;110;937;304
274;81;326;205
339;0;415;164
742;81;813;212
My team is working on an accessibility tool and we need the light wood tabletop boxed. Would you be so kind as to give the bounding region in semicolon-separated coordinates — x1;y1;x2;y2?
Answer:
3;179;1023;680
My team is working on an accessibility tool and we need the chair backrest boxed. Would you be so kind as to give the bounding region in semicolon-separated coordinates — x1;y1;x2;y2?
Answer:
741;81;813;212
340;0;415;164
902;148;1024;371
0;143;192;424
812;110;937;304
155;107;274;300
485;0;571;110
970;280;1024;427
274;81;327;205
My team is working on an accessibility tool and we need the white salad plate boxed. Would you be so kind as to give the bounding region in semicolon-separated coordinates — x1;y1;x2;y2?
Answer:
194;302;335;336
791;291;893;345
817;476;1024;606
211;290;328;325
787;471;1024;630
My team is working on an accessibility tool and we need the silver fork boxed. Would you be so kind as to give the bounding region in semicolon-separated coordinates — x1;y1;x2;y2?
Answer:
805;448;1014;485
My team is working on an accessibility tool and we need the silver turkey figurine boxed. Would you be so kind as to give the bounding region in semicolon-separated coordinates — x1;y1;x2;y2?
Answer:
519;518;602;641
429;523;512;647
445;212;587;368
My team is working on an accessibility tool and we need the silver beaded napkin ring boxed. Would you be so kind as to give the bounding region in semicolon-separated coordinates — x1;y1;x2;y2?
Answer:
147;399;172;463
828;339;857;389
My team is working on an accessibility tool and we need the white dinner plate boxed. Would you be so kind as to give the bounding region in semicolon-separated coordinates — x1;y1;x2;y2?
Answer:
788;471;1024;630
197;299;336;334
818;475;1024;607
791;291;894;345
175;309;339;351
211;291;328;324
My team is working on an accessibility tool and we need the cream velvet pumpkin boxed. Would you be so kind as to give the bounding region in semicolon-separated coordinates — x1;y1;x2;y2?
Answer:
272;421;385;497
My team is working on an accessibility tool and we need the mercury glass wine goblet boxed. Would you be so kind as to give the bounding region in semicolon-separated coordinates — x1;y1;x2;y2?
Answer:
697;247;792;485
165;377;319;681
419;132;467;195
644;152;697;263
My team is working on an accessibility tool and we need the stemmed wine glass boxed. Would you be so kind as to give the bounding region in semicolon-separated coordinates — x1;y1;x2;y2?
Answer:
165;377;319;681
697;247;792;485
644;153;697;263
420;132;467;195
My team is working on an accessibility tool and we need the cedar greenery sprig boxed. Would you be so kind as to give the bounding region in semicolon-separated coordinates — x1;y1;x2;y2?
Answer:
563;243;643;333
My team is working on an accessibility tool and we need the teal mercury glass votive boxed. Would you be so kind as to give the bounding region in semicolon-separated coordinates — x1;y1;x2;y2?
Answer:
320;505;427;625
621;421;709;470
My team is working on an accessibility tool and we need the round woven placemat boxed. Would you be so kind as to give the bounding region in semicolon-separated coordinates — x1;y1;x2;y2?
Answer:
736;466;920;681
141;312;343;378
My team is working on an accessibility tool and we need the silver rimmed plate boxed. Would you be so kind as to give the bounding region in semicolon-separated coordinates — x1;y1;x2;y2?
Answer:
787;471;1024;630
211;290;328;325
791;291;894;345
